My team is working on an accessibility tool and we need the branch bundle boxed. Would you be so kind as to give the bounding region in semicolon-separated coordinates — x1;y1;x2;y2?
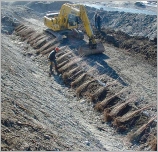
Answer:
90;86;108;103
58;58;79;74
94;88;127;112
113;105;152;127
16;26;28;33
27;33;43;44
14;24;25;31
30;35;47;46
21;31;36;41
41;43;59;55
36;39;57;54
18;28;34;37
57;60;69;69
71;73;87;88
104;96;137;122
56;50;67;58
16;27;28;35
90;80;118;103
150;137;157;151
56;52;73;64
76;79;96;98
129;116;156;143
69;70;85;82
32;37;49;49
62;66;80;83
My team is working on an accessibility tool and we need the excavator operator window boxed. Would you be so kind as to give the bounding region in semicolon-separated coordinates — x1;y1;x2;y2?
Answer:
68;14;77;26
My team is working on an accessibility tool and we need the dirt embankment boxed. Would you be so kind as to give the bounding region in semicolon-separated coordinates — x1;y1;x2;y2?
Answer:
9;23;156;151
94;29;157;67
86;6;157;40
1;1;72;34
100;11;157;40
1;31;108;151
2;1;157;41
81;7;157;67
1;1;157;151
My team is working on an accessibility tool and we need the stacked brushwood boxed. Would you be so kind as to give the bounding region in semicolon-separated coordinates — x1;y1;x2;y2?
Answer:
90;80;118;103
14;24;59;56
103;95;137;122
71;73;90;88
56;52;73;64
94;88;128;112
62;66;81;85
58;58;80;74
76;79;96;98
112;105;153;131
128;116;156;143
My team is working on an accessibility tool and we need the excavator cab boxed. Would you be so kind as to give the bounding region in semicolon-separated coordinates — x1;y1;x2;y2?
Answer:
68;14;77;27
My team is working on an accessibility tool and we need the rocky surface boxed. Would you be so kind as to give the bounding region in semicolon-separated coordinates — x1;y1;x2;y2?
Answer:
86;6;157;40
1;1;157;151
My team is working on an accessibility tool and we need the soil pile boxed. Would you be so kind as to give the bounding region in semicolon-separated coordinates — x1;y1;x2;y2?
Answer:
25;1;72;13
87;8;157;40
94;28;157;66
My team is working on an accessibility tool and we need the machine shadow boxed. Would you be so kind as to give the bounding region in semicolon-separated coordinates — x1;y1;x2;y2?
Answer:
82;54;128;86
60;37;87;49
60;38;128;86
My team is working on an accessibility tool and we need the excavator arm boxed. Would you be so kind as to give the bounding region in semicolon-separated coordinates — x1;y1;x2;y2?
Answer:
78;5;97;49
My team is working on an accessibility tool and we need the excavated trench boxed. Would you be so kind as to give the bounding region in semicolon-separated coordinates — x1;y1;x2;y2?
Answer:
94;29;157;67
14;24;157;151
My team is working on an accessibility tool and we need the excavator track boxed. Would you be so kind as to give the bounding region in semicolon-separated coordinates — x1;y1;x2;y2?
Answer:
44;28;84;40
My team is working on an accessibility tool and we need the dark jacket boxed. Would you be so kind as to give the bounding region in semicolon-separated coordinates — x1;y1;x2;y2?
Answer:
48;50;56;61
94;13;97;22
97;15;101;23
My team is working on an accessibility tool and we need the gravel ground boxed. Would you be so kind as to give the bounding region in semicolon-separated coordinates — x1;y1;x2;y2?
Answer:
1;1;157;151
1;34;108;151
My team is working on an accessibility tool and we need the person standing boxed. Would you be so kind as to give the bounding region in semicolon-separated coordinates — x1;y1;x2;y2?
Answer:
97;13;102;31
94;12;98;29
48;47;60;76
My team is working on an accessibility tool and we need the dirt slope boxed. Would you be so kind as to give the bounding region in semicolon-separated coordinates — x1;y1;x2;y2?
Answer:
1;1;157;151
1;34;108;151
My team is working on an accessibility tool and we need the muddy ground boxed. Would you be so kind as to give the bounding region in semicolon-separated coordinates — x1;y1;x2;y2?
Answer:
1;1;157;151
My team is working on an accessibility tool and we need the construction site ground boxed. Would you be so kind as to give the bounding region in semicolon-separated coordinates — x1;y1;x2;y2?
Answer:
1;1;157;151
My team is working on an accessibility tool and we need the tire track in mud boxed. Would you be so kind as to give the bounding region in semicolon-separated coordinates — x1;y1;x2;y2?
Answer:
14;24;157;151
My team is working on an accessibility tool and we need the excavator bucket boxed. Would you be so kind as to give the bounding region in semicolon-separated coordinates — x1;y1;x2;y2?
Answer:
78;40;105;56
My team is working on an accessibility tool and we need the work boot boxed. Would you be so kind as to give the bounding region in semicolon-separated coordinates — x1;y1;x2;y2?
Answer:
55;66;59;74
49;71;54;77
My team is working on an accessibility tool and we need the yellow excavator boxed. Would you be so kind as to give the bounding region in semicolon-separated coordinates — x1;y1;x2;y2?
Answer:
44;3;105;56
